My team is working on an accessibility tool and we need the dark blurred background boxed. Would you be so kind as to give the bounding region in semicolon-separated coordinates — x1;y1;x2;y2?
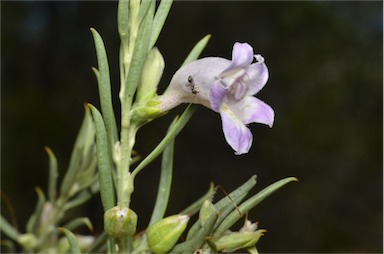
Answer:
2;1;382;253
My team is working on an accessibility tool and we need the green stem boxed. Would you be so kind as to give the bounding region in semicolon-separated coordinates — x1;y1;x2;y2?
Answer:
117;122;137;207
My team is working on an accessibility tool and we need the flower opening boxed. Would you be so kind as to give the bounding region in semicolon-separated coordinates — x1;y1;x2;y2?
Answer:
160;42;274;155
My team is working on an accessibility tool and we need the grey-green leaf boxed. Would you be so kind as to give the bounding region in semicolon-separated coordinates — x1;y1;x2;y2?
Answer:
213;177;298;239
45;147;58;203
149;117;177;226
182;34;211;66
149;0;173;49
0;215;20;241
131;104;197;178
63;217;93;232
59;227;82;254
88;104;116;211
90;28;118;145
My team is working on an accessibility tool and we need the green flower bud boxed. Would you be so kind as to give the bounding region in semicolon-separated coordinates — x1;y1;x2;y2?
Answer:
136;47;165;102
207;229;266;253
199;200;218;227
104;206;138;239
146;214;189;253
17;233;37;250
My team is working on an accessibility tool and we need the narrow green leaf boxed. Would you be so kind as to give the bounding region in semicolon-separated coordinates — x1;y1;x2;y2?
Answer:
84;232;108;254
122;0;154;111
181;182;215;216
88;104;115;211
182;34;211;66
63;190;94;213
213;177;298;239
0;215;20;241
148;118;177;225
26;187;46;234
138;0;152;26
63;217;93;232
59;227;82;254
149;0;173;49
44;147;58;203
186;176;256;241
90;28;118;145
171;209;218;253
212;175;257;231
61;106;94;195
131;104;197;178
117;0;129;47
0;239;16;253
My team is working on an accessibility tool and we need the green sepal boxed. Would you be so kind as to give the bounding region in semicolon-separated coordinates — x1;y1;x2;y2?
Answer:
130;97;165;127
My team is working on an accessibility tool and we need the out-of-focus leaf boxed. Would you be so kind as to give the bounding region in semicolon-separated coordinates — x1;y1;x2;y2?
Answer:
59;227;81;254
63;217;93;232
44;147;58;203
0;214;20;241
26;187;46;234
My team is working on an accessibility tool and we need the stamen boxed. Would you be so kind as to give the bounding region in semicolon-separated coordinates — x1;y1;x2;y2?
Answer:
254;54;264;63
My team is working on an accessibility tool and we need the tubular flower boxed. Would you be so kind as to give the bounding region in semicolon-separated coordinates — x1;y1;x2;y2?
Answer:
159;42;274;155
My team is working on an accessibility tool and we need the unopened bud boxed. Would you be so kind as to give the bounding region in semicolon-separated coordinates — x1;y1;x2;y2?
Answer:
207;229;266;252
199;200;218;227
104;206;138;238
136;47;165;102
18;233;37;250
146;214;189;253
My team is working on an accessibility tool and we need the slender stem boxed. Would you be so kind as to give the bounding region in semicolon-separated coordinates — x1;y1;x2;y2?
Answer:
117;117;137;207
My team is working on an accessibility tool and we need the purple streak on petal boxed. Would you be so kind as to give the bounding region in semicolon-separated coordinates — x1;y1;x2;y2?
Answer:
245;60;269;96
209;80;227;112
220;109;253;155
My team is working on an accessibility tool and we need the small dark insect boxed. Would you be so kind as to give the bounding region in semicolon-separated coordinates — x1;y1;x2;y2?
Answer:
186;75;199;94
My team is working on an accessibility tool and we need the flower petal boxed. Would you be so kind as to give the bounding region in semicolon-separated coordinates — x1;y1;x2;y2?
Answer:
230;96;274;127
209;80;227;112
221;42;254;75
245;56;269;95
231;42;254;68
220;107;253;155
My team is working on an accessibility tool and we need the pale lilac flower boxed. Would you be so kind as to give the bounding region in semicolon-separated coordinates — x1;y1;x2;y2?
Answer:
159;42;274;155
